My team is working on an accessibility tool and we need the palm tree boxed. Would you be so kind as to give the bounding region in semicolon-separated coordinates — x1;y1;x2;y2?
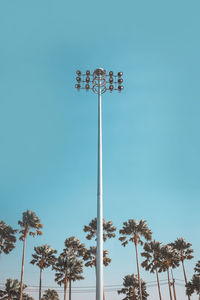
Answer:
117;274;149;300
141;241;162;300
21;294;34;300
41;290;59;300
186;276;200;300
84;218;116;300
53;253;83;300
119;219;152;300
170;238;193;300
30;245;57;300
83;218;116;241
195;261;200;274
64;236;85;257
68;259;84;300
158;245;179;300
0;279;32;300
18;210;43;300
0;279;20;300
0;221;17;256
186;260;200;300
83;246;111;300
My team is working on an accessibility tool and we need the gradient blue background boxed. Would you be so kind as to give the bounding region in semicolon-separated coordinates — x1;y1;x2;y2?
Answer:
0;1;200;299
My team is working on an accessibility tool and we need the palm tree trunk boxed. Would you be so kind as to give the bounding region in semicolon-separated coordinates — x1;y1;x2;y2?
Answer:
134;242;142;300
39;268;42;300
95;265;97;300
172;279;177;300
155;268;162;300
19;236;27;300
64;272;68;300
167;268;173;300
182;260;191;300
69;279;71;300
132;287;136;300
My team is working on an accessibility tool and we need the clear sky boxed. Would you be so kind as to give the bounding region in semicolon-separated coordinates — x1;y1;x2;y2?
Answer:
0;1;200;300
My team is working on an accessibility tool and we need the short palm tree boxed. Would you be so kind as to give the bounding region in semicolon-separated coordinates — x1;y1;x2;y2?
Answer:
170;238;193;300
0;221;17;256
186;260;200;299
0;279;31;300
84;218;116;300
41;290;59;300
117;274;149;300
119;219;152;300
18;210;43;300
83;246;111;300
83;218;116;241
64;236;85;257
141;241;162;300
158;245;179;300
53;253;83;300
68;259;84;300
0;279;20;300
186;276;200;300
30;245;57;300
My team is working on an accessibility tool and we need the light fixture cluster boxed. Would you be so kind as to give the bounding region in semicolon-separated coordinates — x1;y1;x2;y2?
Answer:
75;69;124;93
107;71;124;92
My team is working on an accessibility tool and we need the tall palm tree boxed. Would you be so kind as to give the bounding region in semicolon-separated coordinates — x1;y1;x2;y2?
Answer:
30;245;57;300
141;241;162;300
41;290;59;300
53;253;83;300
68;259;84;300
0;279;32;300
119;219;152;300
18;210;43;300
158;245;179;300
117;274;149;300
83;218;116;241
170;238;193;300
0;221;17;256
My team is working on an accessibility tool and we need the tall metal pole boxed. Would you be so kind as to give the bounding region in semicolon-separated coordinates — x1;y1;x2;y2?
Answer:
75;68;124;300
97;75;103;300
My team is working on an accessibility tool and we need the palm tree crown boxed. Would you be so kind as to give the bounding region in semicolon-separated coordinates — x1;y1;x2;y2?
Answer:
18;210;43;240
41;290;59;300
170;238;193;262
195;261;200;274
0;221;17;255
0;279;31;300
64;236;85;257
159;245;179;272
30;244;57;269
117;274;149;300
119;219;152;247
141;241;162;273
83;246;111;268
83;218;116;241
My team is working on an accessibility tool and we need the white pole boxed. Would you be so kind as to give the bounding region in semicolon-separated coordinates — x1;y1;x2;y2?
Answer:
97;75;103;300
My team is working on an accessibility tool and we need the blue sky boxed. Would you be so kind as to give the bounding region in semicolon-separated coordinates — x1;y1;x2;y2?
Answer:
0;0;200;299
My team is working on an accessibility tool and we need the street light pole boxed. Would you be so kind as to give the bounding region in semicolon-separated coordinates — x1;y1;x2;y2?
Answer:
97;74;103;300
75;68;124;300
